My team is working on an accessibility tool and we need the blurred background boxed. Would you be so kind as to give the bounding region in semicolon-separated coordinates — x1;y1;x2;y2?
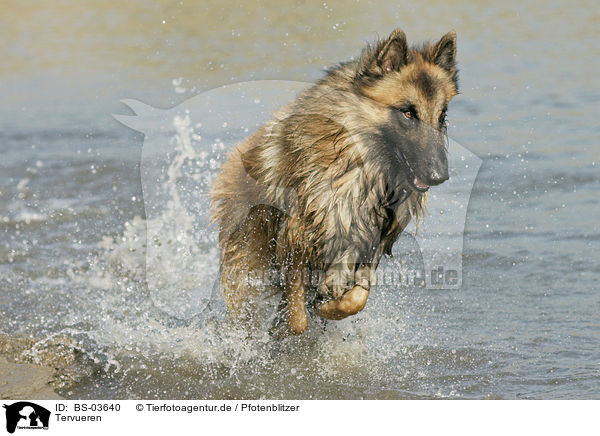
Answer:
0;0;598;399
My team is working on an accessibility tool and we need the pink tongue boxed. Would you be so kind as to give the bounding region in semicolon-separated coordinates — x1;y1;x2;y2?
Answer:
413;176;429;190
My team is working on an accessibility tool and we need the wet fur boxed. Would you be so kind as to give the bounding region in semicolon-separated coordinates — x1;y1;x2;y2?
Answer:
211;28;458;334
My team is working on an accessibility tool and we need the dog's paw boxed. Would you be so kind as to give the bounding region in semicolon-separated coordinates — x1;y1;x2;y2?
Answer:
268;299;308;337
317;263;376;299
354;264;377;290
315;264;374;320
315;285;369;320
318;262;355;300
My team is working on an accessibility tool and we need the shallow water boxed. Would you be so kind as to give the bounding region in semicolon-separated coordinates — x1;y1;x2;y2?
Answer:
1;0;599;399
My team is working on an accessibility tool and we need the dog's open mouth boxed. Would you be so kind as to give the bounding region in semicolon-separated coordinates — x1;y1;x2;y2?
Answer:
395;150;430;192
412;175;430;191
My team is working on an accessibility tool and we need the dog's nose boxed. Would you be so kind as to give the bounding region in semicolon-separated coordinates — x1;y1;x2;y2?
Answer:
427;169;449;185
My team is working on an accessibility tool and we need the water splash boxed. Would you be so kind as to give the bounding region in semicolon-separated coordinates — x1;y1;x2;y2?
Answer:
51;81;482;398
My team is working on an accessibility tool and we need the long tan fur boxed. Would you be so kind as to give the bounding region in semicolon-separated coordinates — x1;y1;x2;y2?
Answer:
211;28;458;334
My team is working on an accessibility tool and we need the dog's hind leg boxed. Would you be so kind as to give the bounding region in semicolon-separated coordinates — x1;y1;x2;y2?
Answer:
219;206;282;327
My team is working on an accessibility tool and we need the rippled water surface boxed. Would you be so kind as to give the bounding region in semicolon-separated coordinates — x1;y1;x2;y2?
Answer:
1;0;598;399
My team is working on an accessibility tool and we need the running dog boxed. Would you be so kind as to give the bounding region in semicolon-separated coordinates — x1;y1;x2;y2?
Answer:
212;28;458;334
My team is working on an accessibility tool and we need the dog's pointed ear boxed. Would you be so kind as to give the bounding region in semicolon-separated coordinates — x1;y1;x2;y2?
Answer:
358;28;408;79
432;31;456;74
377;28;408;73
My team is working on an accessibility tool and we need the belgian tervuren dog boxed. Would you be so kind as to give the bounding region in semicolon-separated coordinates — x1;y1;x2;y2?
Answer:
212;28;458;334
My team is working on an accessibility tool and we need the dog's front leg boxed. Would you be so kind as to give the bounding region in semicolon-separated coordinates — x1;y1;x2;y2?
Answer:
315;240;385;320
315;263;374;320
285;257;309;334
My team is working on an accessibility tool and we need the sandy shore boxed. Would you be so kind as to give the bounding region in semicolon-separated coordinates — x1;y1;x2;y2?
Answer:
0;334;78;400
0;356;63;399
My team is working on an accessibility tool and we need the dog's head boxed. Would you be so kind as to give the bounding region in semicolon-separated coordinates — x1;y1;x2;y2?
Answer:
355;28;458;192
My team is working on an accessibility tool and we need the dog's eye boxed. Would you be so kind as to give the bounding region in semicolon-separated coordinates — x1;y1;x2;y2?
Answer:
403;110;415;120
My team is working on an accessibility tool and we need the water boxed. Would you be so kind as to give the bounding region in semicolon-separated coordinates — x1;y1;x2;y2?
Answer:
1;0;599;399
